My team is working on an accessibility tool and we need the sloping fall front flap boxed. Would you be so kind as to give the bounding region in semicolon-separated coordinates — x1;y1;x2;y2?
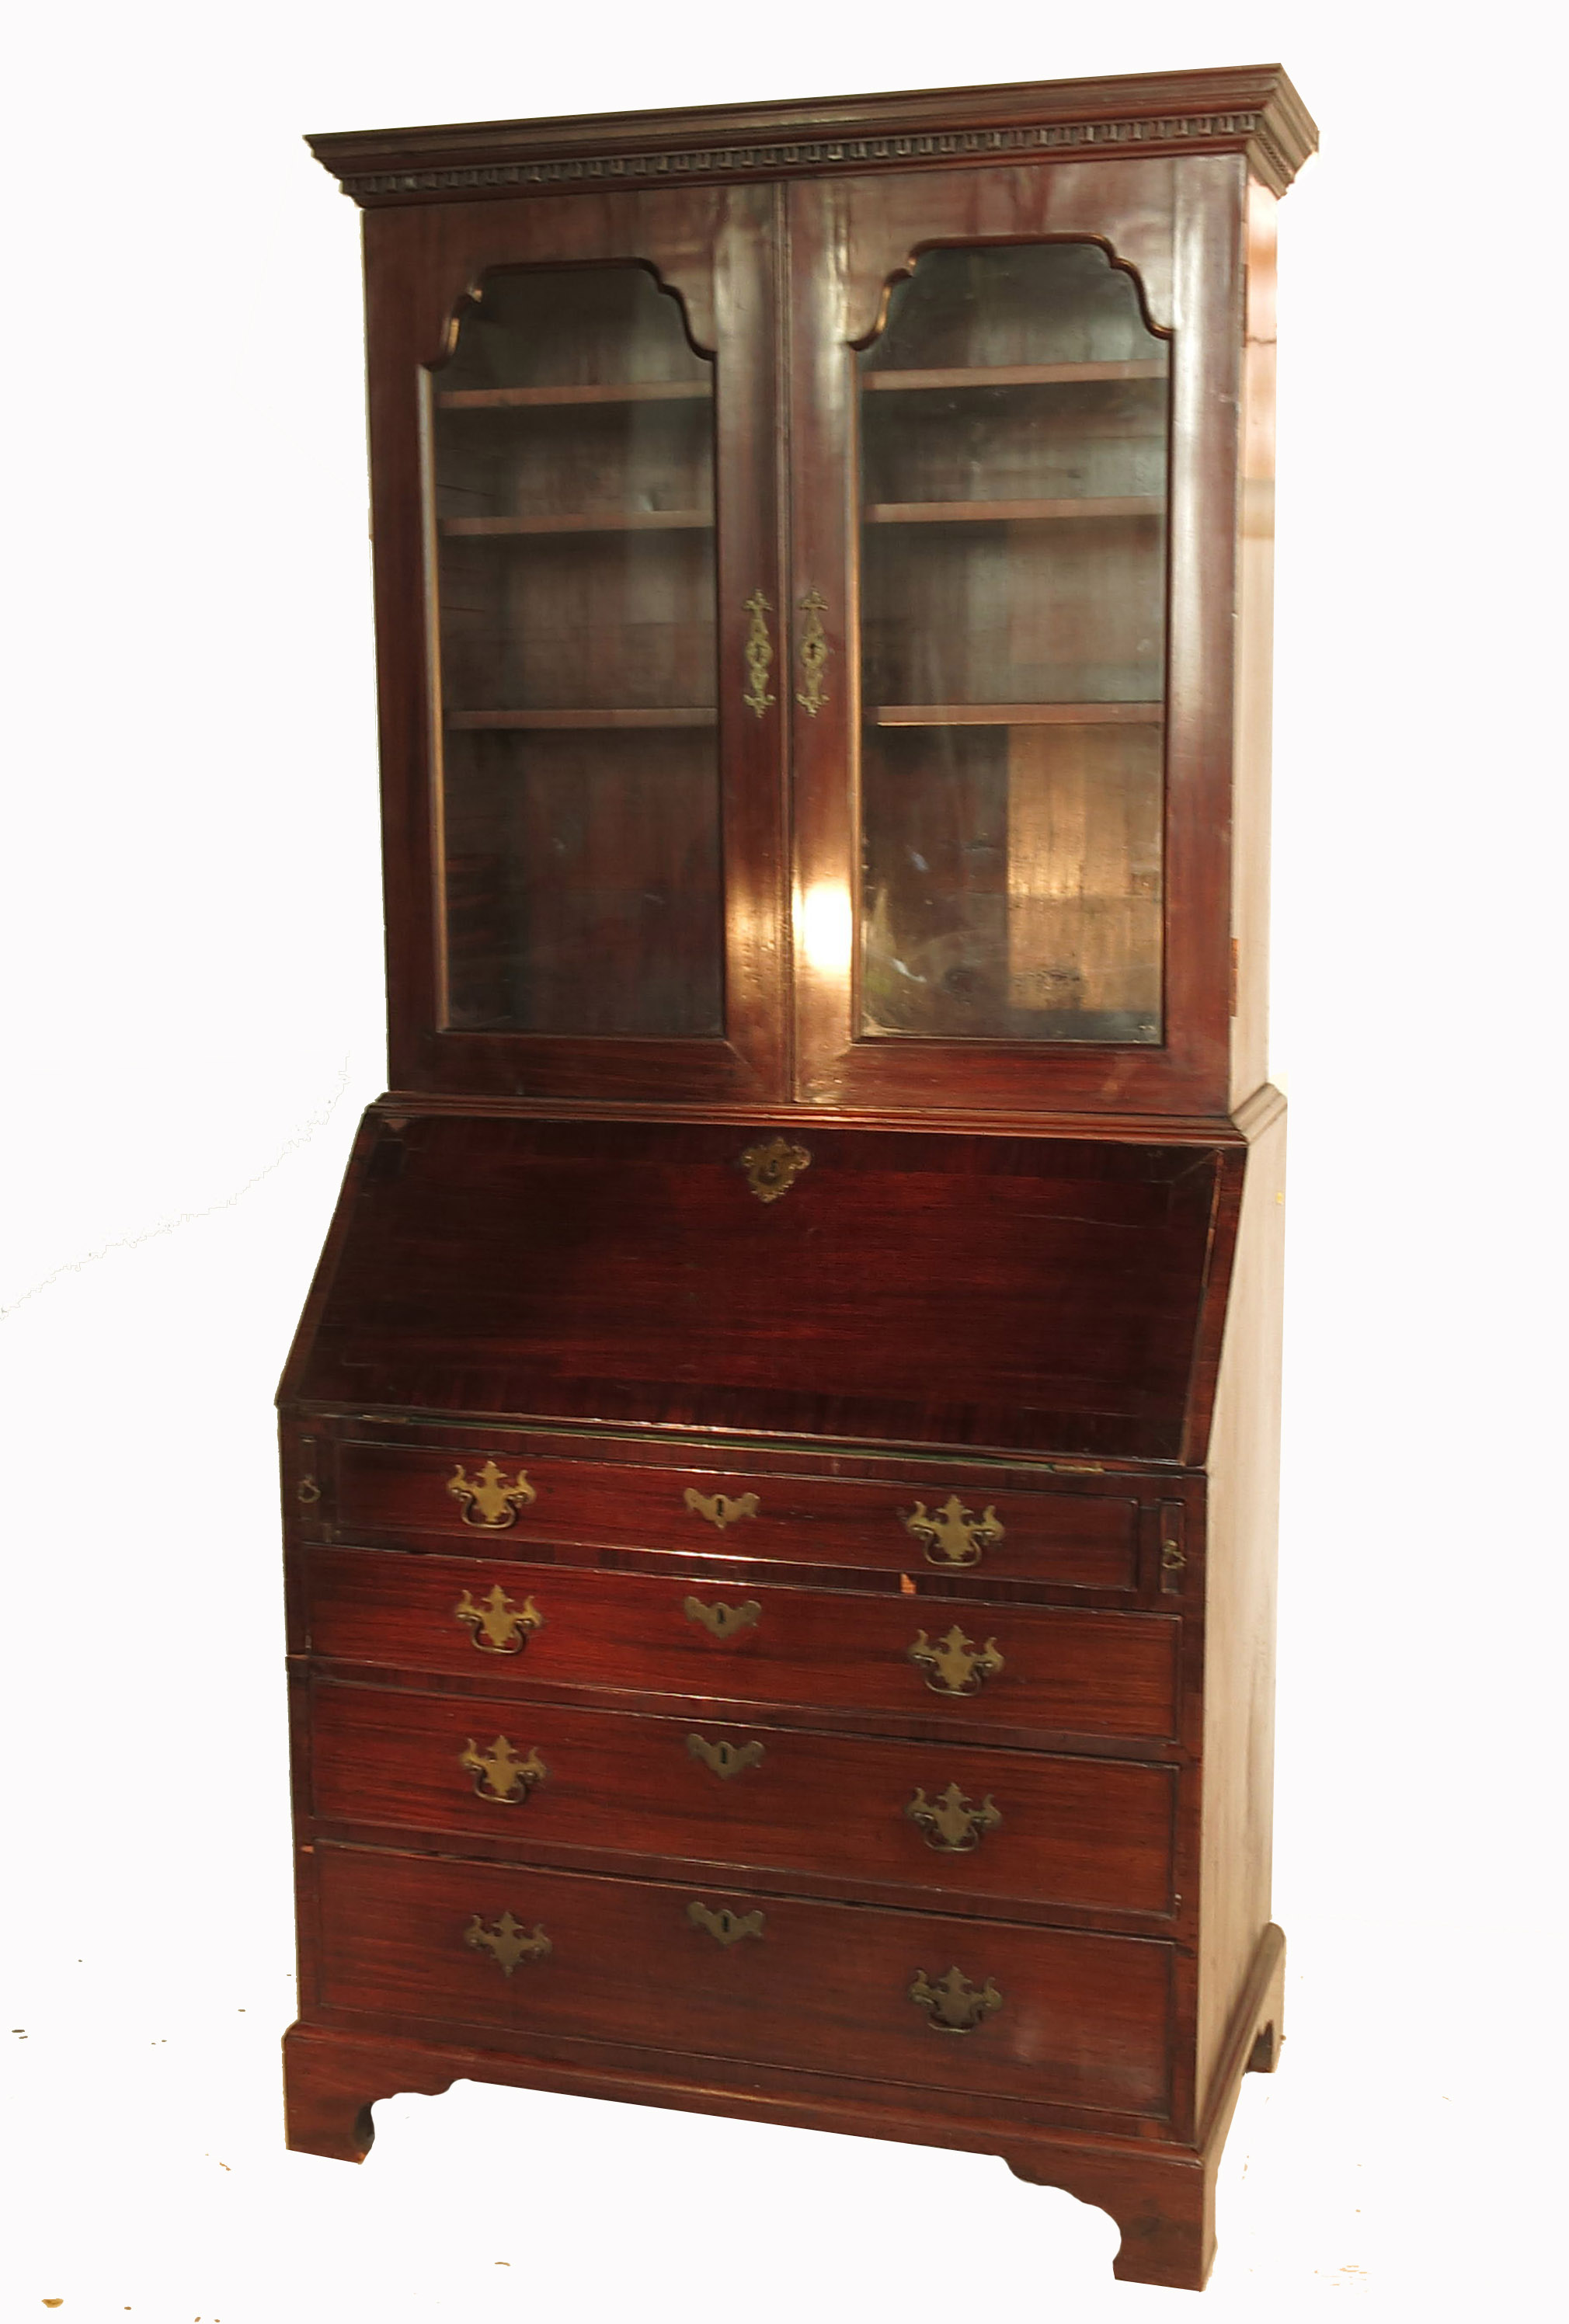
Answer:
282;1112;1244;1463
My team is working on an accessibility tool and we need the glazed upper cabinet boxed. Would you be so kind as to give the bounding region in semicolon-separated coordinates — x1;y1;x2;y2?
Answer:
361;151;1273;1119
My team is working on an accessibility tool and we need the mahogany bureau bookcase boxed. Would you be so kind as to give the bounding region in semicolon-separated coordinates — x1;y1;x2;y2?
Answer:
283;65;1315;2292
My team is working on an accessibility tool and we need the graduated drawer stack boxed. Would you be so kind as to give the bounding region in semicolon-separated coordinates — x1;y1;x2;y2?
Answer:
287;1422;1202;2137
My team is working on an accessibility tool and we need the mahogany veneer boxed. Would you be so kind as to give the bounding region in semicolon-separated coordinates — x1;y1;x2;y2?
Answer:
283;64;1310;2291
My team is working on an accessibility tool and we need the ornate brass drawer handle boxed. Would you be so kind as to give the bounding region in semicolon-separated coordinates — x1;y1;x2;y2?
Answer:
687;1901;765;1945
447;1459;536;1530
739;1136;811;1204
460;1735;548;1803
795;588;830;715
909;1965;1003;2034
906;1782;1002;1853
907;1625;1004;1696
454;1583;544;1654
743;590;776;718
465;1910;551;1976
684;1595;760;1642
687;1734;764;1780
684;1487;760;1531
900;1494;1004;1567
296;1474;322;1505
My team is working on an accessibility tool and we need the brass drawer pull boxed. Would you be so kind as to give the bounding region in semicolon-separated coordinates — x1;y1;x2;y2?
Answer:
795;588;830;715
743;590;776;717
907;1625;1004;1696
454;1583;543;1654
687;1734;764;1780
909;1966;1003;2034
900;1494;1004;1567
684;1595;760;1642
906;1782;1001;1853
460;1735;548;1803
684;1487;760;1531
296;1474;322;1505
687;1901;765;1945
465;1911;551;1975
447;1459;536;1530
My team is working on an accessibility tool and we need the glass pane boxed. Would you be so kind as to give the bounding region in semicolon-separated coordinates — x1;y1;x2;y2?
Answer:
433;266;722;1036
858;243;1167;1043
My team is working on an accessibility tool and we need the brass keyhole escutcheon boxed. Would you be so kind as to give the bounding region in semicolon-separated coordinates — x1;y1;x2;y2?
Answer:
907;1625;1004;1696
899;1495;1004;1567
906;1782;1002;1853
795;589;830;715
684;1595;761;1642
909;1966;1003;2033
742;590;776;718
739;1136;811;1204
684;1487;760;1532
454;1583;544;1654
687;1734;765;1780
460;1735;547;1803
465;1911;551;1976
687;1901;765;1946
447;1459;536;1530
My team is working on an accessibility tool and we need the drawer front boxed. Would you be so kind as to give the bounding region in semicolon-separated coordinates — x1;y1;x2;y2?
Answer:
304;1549;1181;1747
314;1842;1174;2117
309;1680;1178;1917
332;1438;1141;1591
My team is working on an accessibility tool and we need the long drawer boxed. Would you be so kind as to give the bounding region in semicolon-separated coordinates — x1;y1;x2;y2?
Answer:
329;1435;1143;1592
312;1842;1174;2118
308;1679;1178;1918
303;1549;1183;1748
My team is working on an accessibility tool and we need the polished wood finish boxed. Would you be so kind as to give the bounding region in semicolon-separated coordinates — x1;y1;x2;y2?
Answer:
306;1678;1181;1922
329;1433;1151;1590
302;1549;1186;1748
284;68;1310;2291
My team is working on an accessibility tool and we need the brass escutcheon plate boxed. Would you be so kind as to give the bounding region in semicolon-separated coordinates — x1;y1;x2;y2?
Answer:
684;1487;760;1531
684;1595;761;1642
739;1136;811;1204
687;1901;765;1945
687;1734;765;1780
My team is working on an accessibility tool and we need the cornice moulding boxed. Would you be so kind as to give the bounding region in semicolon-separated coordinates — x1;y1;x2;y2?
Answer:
308;66;1318;207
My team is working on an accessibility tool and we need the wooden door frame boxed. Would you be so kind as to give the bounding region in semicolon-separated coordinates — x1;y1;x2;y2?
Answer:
785;155;1247;1119
364;183;790;1103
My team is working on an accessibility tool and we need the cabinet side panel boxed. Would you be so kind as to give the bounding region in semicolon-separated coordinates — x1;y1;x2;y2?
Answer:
1195;1099;1285;2116
1229;180;1278;1109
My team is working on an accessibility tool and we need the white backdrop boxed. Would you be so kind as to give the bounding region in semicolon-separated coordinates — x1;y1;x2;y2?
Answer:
2;5;1561;2318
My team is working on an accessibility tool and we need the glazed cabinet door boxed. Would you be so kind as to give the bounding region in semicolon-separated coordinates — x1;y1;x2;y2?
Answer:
787;159;1244;1116
366;185;787;1101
